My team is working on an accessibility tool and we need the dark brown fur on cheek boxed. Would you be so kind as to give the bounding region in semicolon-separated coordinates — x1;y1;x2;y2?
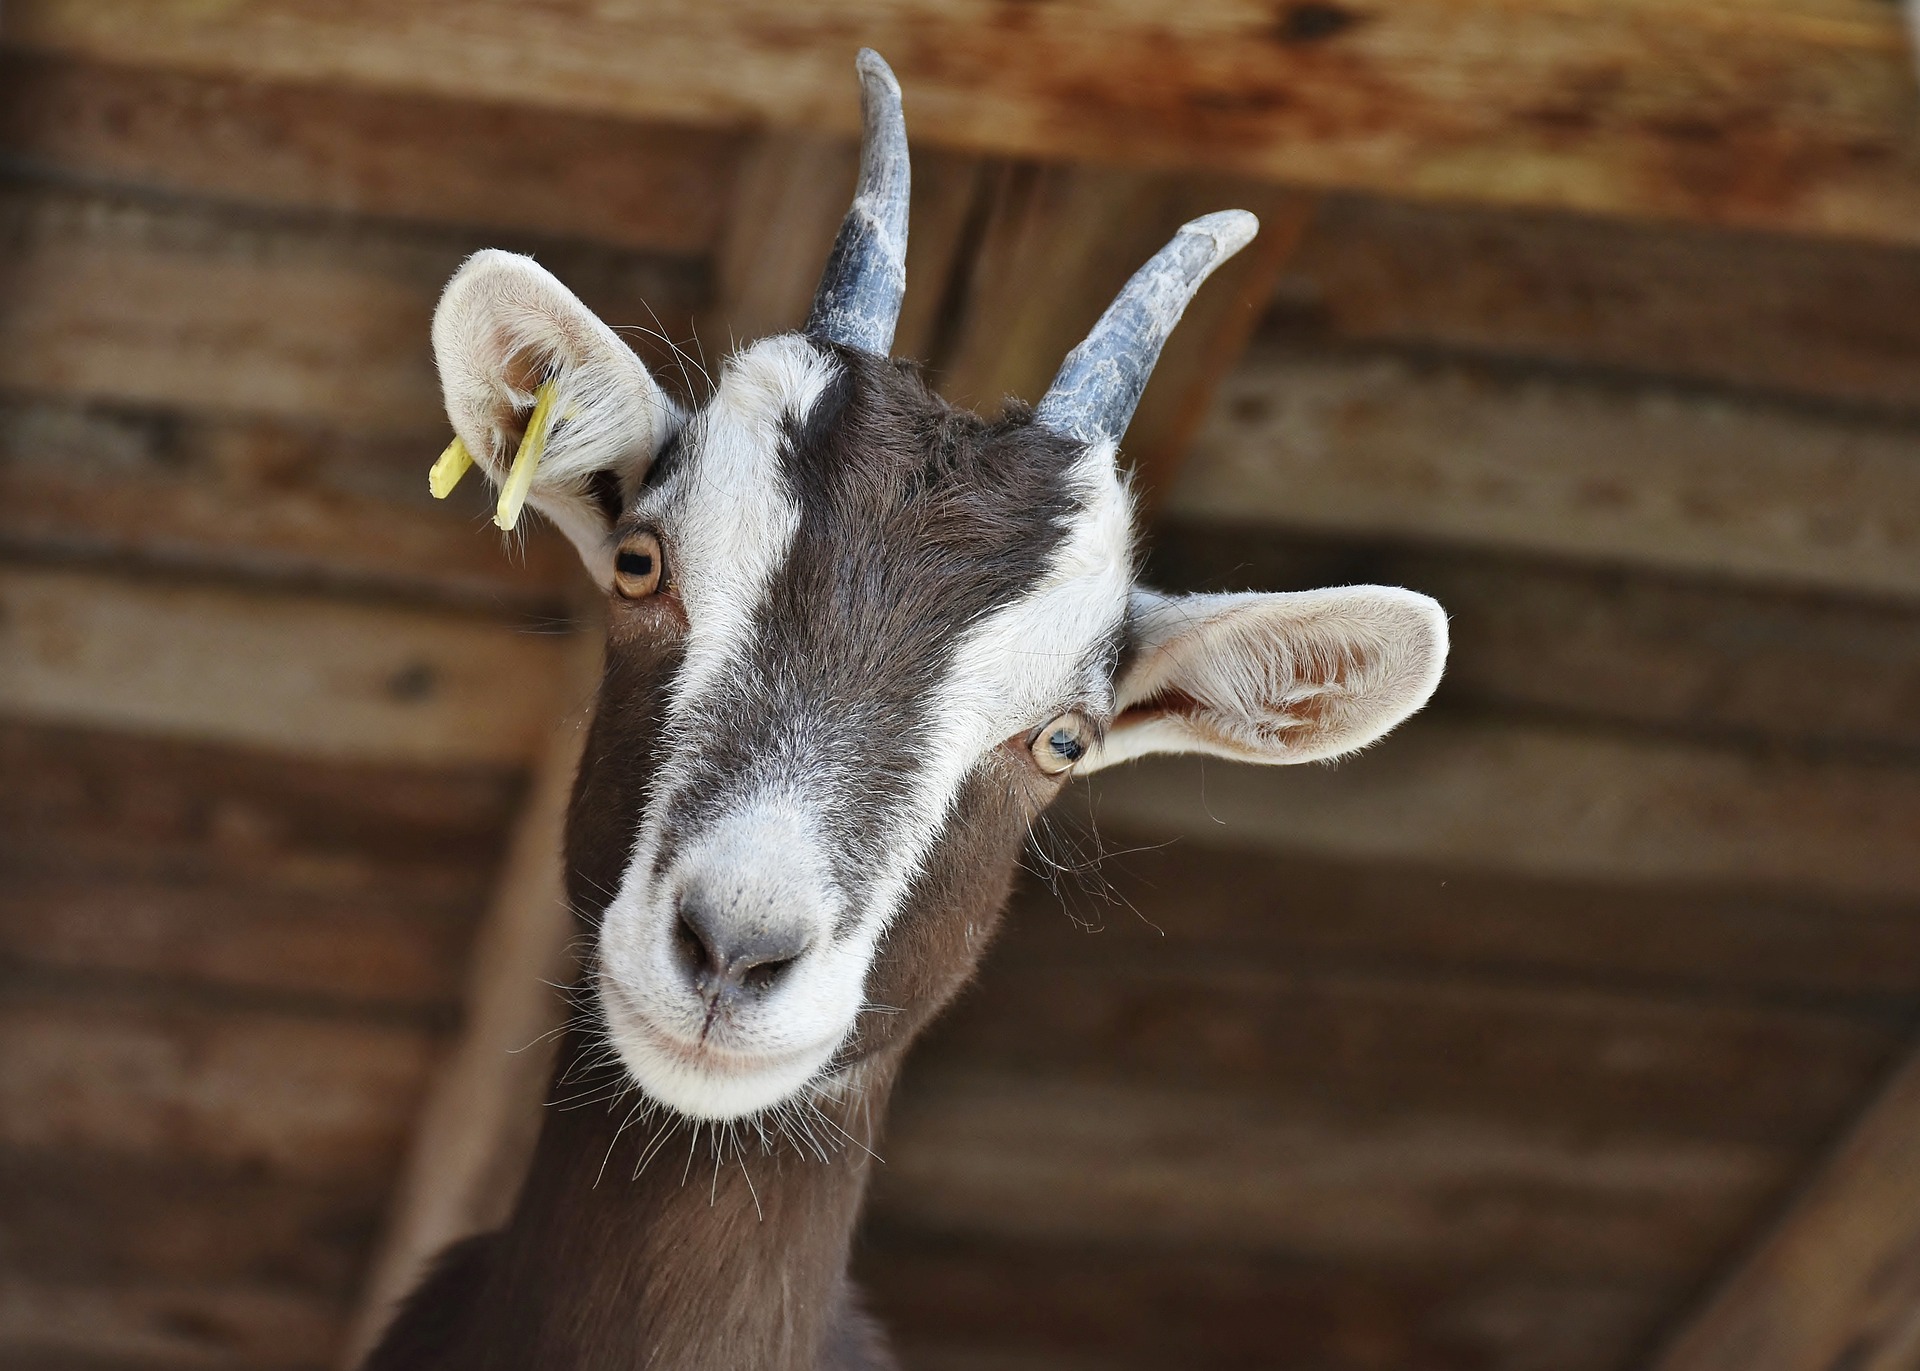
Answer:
564;613;683;927
844;751;1059;1060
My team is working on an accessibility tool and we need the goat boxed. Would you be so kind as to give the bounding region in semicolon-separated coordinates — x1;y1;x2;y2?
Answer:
367;49;1447;1370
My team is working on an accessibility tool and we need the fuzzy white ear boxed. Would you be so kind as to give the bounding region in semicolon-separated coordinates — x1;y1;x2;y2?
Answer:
1081;585;1448;772
432;250;680;586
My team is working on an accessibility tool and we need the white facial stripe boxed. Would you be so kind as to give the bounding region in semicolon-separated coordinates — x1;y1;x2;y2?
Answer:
597;337;843;1119
837;440;1135;955
651;335;837;741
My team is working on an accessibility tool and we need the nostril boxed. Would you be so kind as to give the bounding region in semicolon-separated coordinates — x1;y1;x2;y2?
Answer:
673;887;812;1000
740;951;801;994
673;906;722;987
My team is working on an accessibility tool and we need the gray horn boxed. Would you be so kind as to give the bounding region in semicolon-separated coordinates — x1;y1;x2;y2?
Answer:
804;49;911;355
1034;210;1260;447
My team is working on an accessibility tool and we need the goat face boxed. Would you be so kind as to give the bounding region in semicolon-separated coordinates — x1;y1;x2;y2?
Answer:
430;52;1447;1122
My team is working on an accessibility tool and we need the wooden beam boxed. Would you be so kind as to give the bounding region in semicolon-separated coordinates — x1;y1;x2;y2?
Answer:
339;629;602;1366
0;463;573;611
1149;524;1920;760
1281;195;1920;415
9;0;1919;245
0;184;705;435
999;835;1920;1005
1171;340;1920;598
873;1068;1784;1279
710;133;985;362
0;566;567;765
1648;1047;1920;1371
933;165;1311;497
1086;716;1920;904
0;1274;341;1371
860;1225;1666;1371
0;990;438;1184
919;941;1900;1150
0;50;739;255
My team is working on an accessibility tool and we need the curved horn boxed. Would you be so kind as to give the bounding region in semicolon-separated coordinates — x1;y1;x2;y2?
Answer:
1035;210;1260;447
804;49;911;355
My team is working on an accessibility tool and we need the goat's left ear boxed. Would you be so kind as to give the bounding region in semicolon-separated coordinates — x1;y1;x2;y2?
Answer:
432;250;680;587
1081;585;1448;773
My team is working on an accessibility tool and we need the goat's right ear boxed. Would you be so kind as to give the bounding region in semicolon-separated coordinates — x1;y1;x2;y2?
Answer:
432;250;680;586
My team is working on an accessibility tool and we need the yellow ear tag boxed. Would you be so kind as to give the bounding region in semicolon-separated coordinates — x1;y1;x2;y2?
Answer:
495;379;560;532
427;435;474;499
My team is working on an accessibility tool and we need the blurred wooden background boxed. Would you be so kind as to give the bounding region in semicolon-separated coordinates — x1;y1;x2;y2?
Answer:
3;3;1920;1368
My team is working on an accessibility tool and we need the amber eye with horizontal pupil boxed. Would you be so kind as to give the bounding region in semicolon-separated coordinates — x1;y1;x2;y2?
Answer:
612;532;663;599
1032;714;1092;775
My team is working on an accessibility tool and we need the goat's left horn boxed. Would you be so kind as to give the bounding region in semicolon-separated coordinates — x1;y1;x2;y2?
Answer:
1035;210;1259;447
804;49;911;356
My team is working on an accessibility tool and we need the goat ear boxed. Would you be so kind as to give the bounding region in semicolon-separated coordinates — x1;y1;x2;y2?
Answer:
432;250;679;586
1080;585;1448;773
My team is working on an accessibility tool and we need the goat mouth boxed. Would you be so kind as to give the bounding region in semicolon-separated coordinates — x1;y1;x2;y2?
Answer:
600;979;823;1078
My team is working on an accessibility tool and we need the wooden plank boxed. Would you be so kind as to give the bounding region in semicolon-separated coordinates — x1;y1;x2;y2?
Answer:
340;630;600;1366
1281;194;1920;413
712;131;857;345
932;165;1310;496
0;872;476;1011
919;948;1902;1148
0;397;577;610
9;1;1920;244
859;1226;1668;1371
1171;340;1920;598
0;50;738;255
0;721;522;894
1149;523;1920;759
0;461;577;613
1002;838;1920;1005
0;1274;341;1370
872;1069;1786;1279
1649;1048;1920;1371
0;1150;377;1293
0;566;568;765
1084;715;1920;903
0;184;705;435
0;992;437;1184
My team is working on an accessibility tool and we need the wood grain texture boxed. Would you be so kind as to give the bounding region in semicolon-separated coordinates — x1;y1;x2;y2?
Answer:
0;720;522;888
0;50;740;255
0;184;706;435
1649;1049;1920;1371
0;1150;378;1292
933;164;1311;497
1083;715;1920;903
1281;194;1920;413
917;946;1903;1149
859;1226;1668;1371
0;992;437;1183
0;872;476;1010
342;630;600;1366
1149;523;1920;759
9;0;1919;242
1005;828;1920;1004
0;565;568;764
1171;341;1920;597
0;1273;342;1370
871;1069;1786;1279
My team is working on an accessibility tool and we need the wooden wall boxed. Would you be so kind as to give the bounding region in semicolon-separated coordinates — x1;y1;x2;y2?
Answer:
3;6;1920;1369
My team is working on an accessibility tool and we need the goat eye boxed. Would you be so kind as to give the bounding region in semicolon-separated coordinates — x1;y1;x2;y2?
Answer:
612;532;664;599
1030;713;1092;776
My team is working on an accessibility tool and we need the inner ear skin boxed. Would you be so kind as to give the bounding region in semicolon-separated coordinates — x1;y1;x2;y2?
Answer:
841;752;1048;1063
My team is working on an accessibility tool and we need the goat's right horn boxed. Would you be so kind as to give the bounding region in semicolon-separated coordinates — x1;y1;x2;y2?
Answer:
804;49;911;356
1035;210;1259;448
